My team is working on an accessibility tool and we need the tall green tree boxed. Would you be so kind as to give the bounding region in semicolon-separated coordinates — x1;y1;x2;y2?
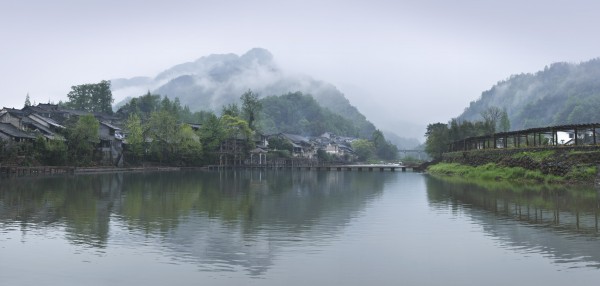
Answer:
499;109;511;132
240;90;262;131
371;129;398;160
221;103;240;117
125;113;145;160
425;122;449;160
198;113;225;163
175;124;203;164
67;114;100;164
146;110;179;162
24;93;31;107
66;80;114;114
351;139;375;162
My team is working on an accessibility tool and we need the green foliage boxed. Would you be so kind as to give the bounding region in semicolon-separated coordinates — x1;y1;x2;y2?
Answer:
258;92;359;137
428;162;564;184
511;150;555;162
372;129;398;160
146;111;179;162
65;80;114;114
351;139;375;161
117;91;161;119
198;113;225;157
221;103;240;117
240;90;262;131
267;136;294;152
66;114;100;165
458;59;600;130
316;149;334;162
125;113;145;160
447;119;493;142
175;124;203;164
34;137;68;165
425;123;449;160
565;165;597;182
220;115;253;144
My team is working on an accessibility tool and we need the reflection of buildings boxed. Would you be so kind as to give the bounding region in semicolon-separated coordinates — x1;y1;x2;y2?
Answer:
0;170;390;276
0;174;124;248
426;176;600;268
151;170;388;276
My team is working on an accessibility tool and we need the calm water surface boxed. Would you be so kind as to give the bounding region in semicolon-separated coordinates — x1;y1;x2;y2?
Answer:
1;170;600;285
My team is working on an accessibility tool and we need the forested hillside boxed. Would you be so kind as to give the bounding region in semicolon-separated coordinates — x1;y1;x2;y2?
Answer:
257;92;360;137
458;58;600;129
112;48;376;138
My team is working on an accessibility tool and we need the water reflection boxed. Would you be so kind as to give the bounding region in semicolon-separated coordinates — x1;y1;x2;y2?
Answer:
426;175;600;268
0;170;390;276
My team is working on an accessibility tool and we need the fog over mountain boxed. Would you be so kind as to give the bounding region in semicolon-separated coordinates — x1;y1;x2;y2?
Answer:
457;58;600;130
112;48;419;146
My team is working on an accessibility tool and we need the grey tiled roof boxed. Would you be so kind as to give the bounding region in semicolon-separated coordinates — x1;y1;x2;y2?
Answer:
0;123;36;139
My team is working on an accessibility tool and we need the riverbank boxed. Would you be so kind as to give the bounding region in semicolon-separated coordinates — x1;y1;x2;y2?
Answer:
0;165;207;177
429;146;600;185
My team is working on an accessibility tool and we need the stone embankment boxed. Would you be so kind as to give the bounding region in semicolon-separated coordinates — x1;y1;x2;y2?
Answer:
441;146;600;183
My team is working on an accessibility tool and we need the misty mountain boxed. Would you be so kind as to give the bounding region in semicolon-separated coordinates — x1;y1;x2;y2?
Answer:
458;58;600;130
112;48;378;137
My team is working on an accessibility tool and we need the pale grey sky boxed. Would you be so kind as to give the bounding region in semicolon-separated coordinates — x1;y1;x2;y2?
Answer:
1;0;600;137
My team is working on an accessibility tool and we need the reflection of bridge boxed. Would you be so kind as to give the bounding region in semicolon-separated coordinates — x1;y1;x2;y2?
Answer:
207;164;416;172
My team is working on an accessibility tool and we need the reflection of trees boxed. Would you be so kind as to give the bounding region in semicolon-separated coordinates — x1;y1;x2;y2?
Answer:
0;170;391;276
0;174;123;248
426;175;600;268
117;170;389;276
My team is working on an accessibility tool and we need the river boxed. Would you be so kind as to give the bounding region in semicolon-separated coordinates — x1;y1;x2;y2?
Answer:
1;170;600;285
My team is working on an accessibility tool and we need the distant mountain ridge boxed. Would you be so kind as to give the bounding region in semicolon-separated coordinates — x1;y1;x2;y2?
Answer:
458;58;600;130
112;48;377;138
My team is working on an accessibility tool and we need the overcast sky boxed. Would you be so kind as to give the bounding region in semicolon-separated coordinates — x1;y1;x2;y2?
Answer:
1;0;600;136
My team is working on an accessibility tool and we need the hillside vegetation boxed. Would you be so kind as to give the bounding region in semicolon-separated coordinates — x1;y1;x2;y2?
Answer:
258;92;359;137
112;48;377;138
458;58;600;130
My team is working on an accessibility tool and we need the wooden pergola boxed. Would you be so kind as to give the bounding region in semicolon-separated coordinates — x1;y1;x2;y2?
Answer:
448;123;600;152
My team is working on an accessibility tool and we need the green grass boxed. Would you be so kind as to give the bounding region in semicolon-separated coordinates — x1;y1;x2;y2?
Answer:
428;162;564;184
565;165;597;182
511;150;555;162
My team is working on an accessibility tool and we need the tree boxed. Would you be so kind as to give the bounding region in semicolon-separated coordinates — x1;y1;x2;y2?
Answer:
371;129;398;160
480;106;503;134
352;139;375;162
146;110;179;162
424;122;449;160
240;90;262;131
175;124;203;164
66;80;114;114
66;114;100;165
220;115;253;143
221;103;240;117
125;113;145;160
24;93;31;107
499;109;511;132
198;113;225;163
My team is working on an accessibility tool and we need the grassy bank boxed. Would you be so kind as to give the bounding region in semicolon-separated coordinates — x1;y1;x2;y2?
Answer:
428;162;597;184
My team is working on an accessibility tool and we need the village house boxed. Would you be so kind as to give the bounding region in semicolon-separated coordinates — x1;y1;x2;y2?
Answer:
99;121;124;166
0;104;124;166
0;122;36;143
316;132;355;158
274;133;316;158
